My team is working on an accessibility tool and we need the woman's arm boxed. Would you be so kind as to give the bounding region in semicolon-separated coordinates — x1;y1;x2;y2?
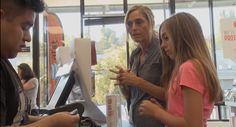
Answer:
110;66;130;100
117;71;166;101
110;66;166;101
23;78;37;90
135;77;166;101
119;85;130;100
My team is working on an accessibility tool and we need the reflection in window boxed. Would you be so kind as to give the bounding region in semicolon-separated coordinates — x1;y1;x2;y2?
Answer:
84;24;127;104
214;6;236;91
214;5;236;120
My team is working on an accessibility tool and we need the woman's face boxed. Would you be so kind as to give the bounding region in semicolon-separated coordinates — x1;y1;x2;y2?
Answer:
160;25;175;60
126;10;151;43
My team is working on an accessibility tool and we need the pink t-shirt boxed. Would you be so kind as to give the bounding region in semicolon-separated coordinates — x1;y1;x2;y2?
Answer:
167;61;214;127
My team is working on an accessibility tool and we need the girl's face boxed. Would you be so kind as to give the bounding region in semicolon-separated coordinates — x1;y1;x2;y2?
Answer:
160;25;175;60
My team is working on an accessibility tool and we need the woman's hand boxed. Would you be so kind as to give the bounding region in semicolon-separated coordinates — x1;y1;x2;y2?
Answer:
110;66;141;87
110;66;126;85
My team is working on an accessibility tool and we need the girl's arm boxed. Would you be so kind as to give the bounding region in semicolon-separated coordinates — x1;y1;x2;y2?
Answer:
182;86;203;127
139;86;203;127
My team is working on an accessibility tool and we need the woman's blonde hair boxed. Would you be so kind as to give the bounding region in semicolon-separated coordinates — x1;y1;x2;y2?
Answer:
124;5;157;42
159;12;223;103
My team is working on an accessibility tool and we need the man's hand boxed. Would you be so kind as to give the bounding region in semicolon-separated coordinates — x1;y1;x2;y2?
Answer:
40;112;80;127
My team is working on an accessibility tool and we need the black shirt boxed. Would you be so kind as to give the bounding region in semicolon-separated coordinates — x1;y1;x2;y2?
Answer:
0;58;28;125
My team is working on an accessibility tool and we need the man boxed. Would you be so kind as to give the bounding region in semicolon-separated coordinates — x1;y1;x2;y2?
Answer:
0;0;80;126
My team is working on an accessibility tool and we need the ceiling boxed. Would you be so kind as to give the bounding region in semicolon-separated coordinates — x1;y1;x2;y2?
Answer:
45;0;167;7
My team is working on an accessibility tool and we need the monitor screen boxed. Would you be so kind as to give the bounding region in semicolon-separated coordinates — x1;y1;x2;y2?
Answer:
48;38;106;124
72;38;106;125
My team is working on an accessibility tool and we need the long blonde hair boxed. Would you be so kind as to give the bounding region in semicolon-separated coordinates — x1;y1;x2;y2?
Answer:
159;12;223;103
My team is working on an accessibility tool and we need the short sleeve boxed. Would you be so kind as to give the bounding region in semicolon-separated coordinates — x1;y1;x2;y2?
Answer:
178;61;204;94
28;78;38;87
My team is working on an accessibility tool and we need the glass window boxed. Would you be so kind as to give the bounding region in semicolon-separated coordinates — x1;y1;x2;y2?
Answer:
213;0;236;120
57;12;81;44
39;13;47;107
39;7;81;107
176;1;212;52
85;0;124;15
213;2;236;91
84;24;127;105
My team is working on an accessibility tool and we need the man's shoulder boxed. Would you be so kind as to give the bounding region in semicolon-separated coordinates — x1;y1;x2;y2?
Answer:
0;58;11;75
0;58;16;89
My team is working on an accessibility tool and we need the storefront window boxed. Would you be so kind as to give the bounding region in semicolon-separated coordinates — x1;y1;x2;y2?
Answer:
213;1;236;120
39;9;81;107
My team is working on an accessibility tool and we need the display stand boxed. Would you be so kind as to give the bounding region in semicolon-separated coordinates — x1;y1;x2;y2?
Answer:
225;101;236;127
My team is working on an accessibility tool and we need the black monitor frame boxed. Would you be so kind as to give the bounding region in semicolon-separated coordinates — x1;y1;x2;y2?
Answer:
47;71;75;108
56;71;75;107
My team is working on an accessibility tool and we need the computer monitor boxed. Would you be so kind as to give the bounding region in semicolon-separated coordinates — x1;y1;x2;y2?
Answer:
48;38;106;125
47;61;75;109
71;38;106;125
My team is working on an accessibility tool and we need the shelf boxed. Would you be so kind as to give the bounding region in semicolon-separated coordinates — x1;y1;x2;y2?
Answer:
83;14;125;26
225;101;236;107
83;14;125;19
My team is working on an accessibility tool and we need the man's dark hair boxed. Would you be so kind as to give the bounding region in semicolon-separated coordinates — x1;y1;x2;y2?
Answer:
1;0;45;18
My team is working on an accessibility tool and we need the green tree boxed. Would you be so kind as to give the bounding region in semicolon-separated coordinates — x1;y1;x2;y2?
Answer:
93;45;127;105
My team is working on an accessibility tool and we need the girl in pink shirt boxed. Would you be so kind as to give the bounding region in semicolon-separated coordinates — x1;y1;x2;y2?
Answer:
139;12;223;127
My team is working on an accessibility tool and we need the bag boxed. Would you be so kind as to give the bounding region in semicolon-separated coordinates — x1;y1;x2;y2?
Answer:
48;102;84;116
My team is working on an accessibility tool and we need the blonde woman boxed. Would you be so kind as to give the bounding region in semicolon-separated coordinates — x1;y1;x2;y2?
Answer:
139;12;223;127
110;5;164;127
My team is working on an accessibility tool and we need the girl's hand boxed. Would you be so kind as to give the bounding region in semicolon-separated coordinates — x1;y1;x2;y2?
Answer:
139;100;162;118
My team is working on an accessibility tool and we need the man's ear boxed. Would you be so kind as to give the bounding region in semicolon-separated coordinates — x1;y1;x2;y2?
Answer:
0;9;5;19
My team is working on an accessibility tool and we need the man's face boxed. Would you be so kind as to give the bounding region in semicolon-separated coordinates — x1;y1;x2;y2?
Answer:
0;8;35;59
